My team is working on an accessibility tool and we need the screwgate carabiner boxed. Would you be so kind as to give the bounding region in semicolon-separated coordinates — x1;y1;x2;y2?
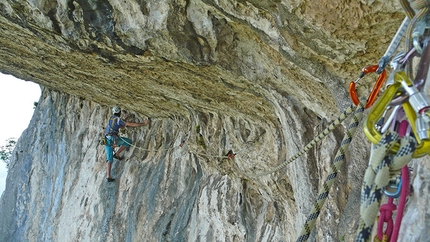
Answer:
349;65;387;109
364;72;430;158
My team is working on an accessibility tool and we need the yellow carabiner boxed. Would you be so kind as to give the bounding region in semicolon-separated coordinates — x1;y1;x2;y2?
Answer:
364;71;430;158
402;102;430;157
364;82;402;145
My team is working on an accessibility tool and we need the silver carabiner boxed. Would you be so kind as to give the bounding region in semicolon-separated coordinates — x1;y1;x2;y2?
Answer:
380;105;403;133
389;40;430;107
377;17;410;73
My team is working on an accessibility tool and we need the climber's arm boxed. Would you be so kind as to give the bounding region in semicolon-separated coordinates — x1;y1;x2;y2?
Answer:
125;119;150;127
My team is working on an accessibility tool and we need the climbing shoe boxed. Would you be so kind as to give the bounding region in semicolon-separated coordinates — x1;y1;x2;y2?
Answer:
106;178;115;182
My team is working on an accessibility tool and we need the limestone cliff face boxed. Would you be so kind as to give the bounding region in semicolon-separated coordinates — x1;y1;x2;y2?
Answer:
0;87;345;241
1;0;430;241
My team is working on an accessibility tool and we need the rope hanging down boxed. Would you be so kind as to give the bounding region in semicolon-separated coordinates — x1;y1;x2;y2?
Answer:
296;101;365;242
250;103;358;178
354;132;416;242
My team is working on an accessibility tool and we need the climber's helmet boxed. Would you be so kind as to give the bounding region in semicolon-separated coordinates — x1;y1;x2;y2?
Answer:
112;106;121;115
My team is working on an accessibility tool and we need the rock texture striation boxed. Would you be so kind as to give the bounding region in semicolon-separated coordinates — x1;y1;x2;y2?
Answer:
0;0;430;241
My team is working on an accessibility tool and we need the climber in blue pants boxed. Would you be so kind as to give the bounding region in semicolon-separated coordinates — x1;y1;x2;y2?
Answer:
105;106;150;182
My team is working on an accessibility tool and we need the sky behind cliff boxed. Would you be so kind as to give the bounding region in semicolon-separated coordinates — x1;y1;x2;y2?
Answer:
0;74;41;195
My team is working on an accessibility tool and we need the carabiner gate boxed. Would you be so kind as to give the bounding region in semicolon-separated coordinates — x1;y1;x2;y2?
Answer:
349;65;387;109
364;72;430;158
383;177;402;198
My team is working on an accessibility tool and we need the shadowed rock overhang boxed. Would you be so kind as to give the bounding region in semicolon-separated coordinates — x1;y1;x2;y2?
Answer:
0;1;404;120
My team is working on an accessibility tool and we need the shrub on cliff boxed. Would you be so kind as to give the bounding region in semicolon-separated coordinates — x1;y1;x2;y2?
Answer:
0;138;16;167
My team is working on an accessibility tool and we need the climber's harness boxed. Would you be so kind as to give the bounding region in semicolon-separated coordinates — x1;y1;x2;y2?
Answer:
99;116;121;146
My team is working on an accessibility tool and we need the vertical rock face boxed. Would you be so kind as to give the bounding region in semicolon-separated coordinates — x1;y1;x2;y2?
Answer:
1;0;430;241
0;88;365;241
4;88;428;242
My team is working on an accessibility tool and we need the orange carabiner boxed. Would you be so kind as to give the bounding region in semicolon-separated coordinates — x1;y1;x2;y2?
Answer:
349;65;387;109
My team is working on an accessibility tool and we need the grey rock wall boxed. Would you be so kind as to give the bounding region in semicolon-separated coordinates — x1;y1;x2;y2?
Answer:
0;87;363;241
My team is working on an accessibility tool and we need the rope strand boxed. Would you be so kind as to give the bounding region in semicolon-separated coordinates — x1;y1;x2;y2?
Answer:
296;101;365;242
354;133;416;242
250;103;357;178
